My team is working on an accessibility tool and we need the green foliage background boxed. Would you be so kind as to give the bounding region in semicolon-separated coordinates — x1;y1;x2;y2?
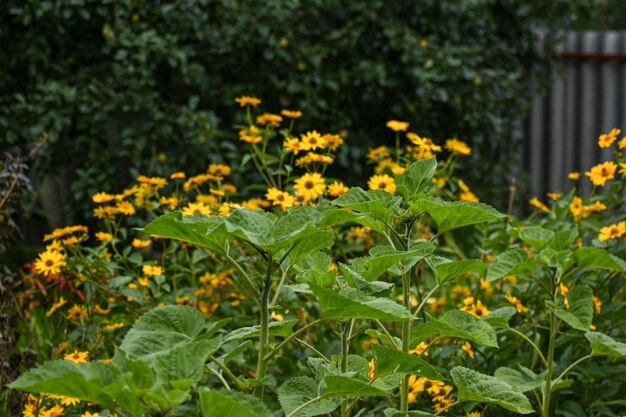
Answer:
1;0;581;224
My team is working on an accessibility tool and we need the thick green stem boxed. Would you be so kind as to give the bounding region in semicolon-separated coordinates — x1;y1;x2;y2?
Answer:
542;274;559;417
341;320;354;417
255;256;273;399
400;270;411;412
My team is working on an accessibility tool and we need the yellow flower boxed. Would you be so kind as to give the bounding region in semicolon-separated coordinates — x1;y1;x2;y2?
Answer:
294;173;326;200
239;125;263;144
299;131;327;151
256;112;283;127
462;299;490;317
461;341;475;359
182;202;212;216
169;171;186;179
208;164;232;176
368;174;396;194
34;250;67;276
568;171;581;180
619;162;626;177
44;225;88;241
409;342;429;356
467;412;482;417
41;405;64;417
598;221;626;241
137;175;167;189
560;283;570;309
322;133;344;151
368;358;376;380
142;265;163;276
104;322;126;332
529;197;550;213
234;96;261;107
619;136;626;149
327;181;349;197
445;138;471;156
159;196;179;210
458;179;479;202
546;192;562;200
283;137;302;154
505;294;529;313
386;120;409;132
280;109;302;118
367;145;390;161
585;161;617;186
407;133;442;152
592;295;602;314
92;192;115;203
46;297;67;317
82;412;101;417
64;350;89;363
132;238;151;248
598;128;621;148
265;187;295;211
67;305;86;321
95;231;113;242
116;201;136;216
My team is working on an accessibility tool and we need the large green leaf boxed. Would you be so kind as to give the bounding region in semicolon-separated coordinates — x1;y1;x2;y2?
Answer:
372;345;442;380
553;286;593;331
494;367;544;393
321;208;387;233
142;211;228;253
411;310;498;347
575;248;626;272
483;307;517;329
224;320;299;342
519;226;555;249
426;256;486;282
339;264;393;294
311;285;412;322
199;388;273;417
585;332;626;357
451;367;534;414
352;243;435;280
153;337;222;389
323;375;389;397
383;409;435;417
332;187;401;221
395;157;437;200
119;305;206;362
224;208;276;247
279;377;341;417
486;249;537;282
409;198;504;234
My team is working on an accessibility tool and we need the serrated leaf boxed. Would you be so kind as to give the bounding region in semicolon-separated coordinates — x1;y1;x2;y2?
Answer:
339;264;393;294
486;249;537;282
311;285;412;322
224;320;299;342
287;230;334;266
451;367;534;414
321;208;386;233
141;211;228;253
426;256;486;282
409;198;504;234
585;332;626;357
546;226;578;251
575;248;626;272
494;367;543;393
199;388;273;417
553;286;593;331
352;243;435;280
119;305;206;362
411;310;498;347
153;337;222;389
519;226;555;249
225;208;276;247
279;377;341;417
333;187;401;221
383;409;435;417
372;345;442;380
323;375;389;397
395;158;437;200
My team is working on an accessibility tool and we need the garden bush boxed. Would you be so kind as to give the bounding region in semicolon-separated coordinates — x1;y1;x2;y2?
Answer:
0;0;583;225
4;99;626;417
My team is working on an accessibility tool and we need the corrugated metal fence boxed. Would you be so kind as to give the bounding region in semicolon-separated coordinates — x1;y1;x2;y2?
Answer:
523;31;626;197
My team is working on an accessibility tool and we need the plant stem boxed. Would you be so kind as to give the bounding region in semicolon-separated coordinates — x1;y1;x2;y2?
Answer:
209;355;245;391
542;273;559;417
552;354;593;387
255;255;273;399
287;396;324;417
506;326;548;367
341;319;354;417
400;270;411;412
264;319;323;362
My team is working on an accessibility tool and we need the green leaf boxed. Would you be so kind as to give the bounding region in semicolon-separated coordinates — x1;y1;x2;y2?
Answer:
585;332;626;357
494;367;543;393
119;305;206;362
394;157;437;200
311;285;412;322
451;367;534;414
411;310;498;347
372;345;442;380
546;226;578;251
199;388;273;417
553;286;593;331
323;375;389;397
224;320;299;342
352;243;435;280
519;226;555;249
575;248;626;272
141;211;228;253
383;409;435;417
225;208;276;247
153;337;222;389
482;307;517;329
339;264;393;294
279;377;341;417
333;187;401;221
287;230;334;266
486;249;536;282
409;198;504;234
426;256;486;282
321;208;386;233
270;206;329;252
